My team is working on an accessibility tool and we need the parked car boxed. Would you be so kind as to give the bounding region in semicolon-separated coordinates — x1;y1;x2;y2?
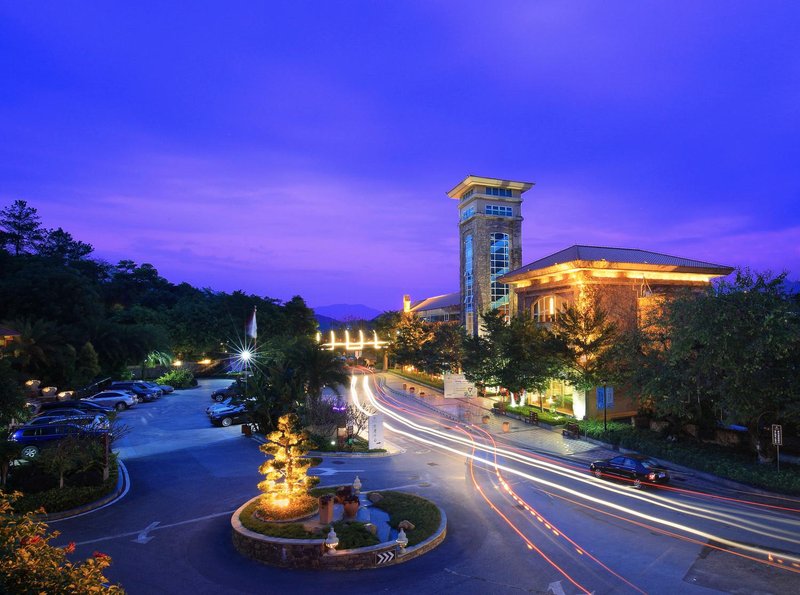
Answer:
83;390;138;411
206;397;243;416
110;381;161;402
36;400;113;415
140;381;173;394
211;383;242;402
589;455;670;488
209;404;250;427
28;413;110;430
8;422;110;459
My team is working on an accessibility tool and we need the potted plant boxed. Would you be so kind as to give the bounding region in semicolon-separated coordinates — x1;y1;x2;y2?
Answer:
342;494;360;519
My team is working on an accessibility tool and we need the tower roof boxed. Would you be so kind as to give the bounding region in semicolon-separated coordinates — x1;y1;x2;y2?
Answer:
501;244;734;282
447;175;534;199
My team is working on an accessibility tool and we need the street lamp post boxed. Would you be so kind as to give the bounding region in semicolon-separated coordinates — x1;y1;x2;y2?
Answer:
602;382;608;433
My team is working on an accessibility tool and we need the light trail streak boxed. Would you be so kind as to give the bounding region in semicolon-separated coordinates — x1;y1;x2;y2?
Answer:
353;374;800;568
464;430;593;594
459;424;646;594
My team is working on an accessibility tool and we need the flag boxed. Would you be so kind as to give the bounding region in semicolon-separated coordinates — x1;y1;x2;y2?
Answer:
246;306;257;339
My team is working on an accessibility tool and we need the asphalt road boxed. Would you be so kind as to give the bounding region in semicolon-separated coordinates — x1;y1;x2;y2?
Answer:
49;378;800;595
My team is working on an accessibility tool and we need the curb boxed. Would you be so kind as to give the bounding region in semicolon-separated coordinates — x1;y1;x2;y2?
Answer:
231;493;447;569
40;459;129;522
249;433;402;458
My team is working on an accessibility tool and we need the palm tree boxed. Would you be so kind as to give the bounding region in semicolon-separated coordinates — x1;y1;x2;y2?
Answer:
291;338;348;407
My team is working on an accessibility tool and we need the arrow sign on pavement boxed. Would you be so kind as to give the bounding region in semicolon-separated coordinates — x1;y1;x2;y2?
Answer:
133;521;160;544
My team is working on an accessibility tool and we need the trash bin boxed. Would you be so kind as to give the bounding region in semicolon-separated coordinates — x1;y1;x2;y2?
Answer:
242;424;252;436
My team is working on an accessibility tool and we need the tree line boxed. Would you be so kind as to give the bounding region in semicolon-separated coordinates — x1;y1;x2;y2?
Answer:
0;200;318;420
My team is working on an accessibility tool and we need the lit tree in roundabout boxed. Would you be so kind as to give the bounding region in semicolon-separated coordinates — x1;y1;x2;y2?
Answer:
257;413;318;519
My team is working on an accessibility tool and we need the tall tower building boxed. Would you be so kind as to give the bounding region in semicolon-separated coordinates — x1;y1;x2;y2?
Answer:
447;175;533;336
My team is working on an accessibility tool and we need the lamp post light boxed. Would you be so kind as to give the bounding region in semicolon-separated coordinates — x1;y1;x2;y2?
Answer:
324;527;339;554
353;476;362;495
238;348;253;396
396;528;408;553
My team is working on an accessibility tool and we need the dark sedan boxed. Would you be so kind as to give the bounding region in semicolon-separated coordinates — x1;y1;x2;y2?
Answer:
211;383;243;402
589;455;670;488
209;404;250;427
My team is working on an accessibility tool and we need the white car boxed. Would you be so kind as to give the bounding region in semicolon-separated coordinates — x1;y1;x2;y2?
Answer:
83;390;137;411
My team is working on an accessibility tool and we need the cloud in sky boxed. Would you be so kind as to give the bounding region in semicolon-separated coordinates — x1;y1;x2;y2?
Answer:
1;1;799;310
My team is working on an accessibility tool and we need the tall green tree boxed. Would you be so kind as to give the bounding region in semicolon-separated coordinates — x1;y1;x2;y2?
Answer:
418;321;464;375
463;309;563;404
390;314;433;368
552;288;619;392
290;337;348;405
636;270;800;459
0;200;43;256
36;228;93;262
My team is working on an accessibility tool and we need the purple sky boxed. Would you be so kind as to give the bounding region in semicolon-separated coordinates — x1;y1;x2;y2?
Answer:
2;2;799;311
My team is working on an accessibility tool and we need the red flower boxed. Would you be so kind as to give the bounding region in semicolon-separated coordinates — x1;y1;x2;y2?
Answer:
21;535;42;546
64;541;76;553
92;551;110;559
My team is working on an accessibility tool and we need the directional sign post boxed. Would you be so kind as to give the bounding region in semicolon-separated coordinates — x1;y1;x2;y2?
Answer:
772;424;783;472
597;386;613;432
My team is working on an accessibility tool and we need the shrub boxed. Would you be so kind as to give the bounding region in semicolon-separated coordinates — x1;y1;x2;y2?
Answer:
0;492;123;594
389;369;444;390
237;500;379;548
155;368;196;389
371;491;441;546
12;462;119;514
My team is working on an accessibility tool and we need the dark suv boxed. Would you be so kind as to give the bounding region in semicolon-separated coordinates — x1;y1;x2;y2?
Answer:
9;422;110;459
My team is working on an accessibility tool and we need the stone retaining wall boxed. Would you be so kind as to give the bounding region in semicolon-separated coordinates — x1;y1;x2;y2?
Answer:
231;496;447;570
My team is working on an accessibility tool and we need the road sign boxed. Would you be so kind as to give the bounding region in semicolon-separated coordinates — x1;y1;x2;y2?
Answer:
772;424;783;446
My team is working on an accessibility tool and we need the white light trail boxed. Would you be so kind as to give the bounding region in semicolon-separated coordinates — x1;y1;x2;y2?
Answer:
353;374;800;566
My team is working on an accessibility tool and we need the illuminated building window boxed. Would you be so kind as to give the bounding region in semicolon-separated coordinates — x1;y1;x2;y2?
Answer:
462;188;477;200
461;206;475;221
532;296;569;322
489;232;510;318
464;235;474;317
485;204;513;217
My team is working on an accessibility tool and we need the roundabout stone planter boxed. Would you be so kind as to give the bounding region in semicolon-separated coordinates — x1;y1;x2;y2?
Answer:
231;494;447;570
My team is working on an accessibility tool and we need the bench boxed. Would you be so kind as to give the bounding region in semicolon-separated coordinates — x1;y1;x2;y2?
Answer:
562;422;580;439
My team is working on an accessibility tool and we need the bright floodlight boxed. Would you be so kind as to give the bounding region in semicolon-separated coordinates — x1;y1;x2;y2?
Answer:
240;349;253;362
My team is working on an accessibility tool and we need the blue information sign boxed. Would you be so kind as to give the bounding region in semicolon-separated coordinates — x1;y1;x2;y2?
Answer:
597;386;614;409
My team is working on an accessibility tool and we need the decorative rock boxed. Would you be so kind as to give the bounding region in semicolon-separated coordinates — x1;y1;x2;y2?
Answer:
398;520;415;531
367;492;383;503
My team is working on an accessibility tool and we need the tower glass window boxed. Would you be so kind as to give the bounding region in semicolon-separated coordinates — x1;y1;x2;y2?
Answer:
489;232;510;318
464;234;474;328
461;206;476;221
485;204;513;217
